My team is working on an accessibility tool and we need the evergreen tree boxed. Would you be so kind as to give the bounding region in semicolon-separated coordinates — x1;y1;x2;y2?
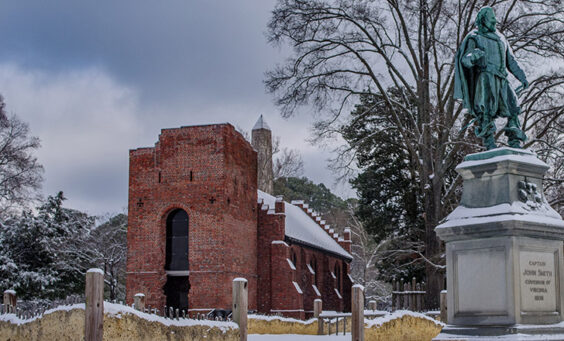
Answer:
342;90;448;282
0;192;94;299
273;176;350;229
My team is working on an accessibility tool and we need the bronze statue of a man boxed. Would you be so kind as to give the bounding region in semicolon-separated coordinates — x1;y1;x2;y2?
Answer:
454;7;529;150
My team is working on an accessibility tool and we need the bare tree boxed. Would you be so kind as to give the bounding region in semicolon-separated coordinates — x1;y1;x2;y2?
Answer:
348;204;391;306
0;95;43;215
266;0;564;307
274;147;305;179
522;76;564;216
89;213;127;301
237;126;304;181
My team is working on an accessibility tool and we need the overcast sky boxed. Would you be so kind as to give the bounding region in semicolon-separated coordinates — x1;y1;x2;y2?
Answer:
0;1;354;216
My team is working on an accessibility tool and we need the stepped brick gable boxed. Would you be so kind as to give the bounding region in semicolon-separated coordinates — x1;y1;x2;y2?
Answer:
126;121;352;319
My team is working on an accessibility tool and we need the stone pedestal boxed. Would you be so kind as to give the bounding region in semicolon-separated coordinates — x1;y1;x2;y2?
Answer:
436;148;564;329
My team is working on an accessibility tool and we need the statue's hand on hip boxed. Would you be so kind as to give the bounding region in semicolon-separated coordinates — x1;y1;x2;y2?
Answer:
462;48;485;68
470;48;485;64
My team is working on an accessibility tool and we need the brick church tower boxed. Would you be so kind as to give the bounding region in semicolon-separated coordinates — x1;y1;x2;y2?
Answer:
252;115;273;194
126;124;258;312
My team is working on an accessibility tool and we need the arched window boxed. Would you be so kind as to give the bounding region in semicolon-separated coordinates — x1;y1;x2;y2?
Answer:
291;249;297;268
310;257;317;285
335;263;341;293
165;209;189;271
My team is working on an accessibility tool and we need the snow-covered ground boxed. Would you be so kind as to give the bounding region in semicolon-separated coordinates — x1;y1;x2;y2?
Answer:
436;333;564;340
249;334;349;341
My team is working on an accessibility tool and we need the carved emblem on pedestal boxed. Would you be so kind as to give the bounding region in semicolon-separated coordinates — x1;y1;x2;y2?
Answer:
518;179;543;209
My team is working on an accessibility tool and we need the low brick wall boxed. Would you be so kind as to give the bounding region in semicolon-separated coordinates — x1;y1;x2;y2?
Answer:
0;303;238;341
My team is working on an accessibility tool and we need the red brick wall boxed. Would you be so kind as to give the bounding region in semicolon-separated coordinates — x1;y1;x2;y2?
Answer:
270;241;304;319
256;202;285;314
126;124;257;312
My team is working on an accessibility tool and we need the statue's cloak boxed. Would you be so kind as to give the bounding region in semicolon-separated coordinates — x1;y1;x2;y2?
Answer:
453;30;479;115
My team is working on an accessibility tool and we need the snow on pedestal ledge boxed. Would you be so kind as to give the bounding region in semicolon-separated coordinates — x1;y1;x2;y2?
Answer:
437;201;564;230
233;277;247;283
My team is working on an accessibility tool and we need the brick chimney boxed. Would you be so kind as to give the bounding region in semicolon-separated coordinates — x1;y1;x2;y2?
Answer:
275;195;285;213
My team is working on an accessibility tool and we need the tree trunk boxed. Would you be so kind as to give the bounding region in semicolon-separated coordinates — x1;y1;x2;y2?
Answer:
424;182;444;309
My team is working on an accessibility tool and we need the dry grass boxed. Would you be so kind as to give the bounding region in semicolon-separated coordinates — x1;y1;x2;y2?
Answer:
365;314;443;341
248;318;317;335
0;308;239;341
0;309;443;340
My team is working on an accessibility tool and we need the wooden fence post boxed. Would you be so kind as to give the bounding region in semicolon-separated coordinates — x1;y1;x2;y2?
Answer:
314;298;323;335
400;279;405;309
415;283;423;311
440;290;447;323
368;300;377;311
352;284;365;341
134;293;145;311
3;290;16;313
410;277;417;311
85;268;104;341
391;279;396;311
232;278;248;341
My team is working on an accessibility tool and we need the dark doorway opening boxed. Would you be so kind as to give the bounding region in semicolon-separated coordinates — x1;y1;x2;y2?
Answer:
164;276;190;313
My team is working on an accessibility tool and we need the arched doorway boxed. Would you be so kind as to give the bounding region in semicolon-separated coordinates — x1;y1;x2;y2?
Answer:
163;209;190;313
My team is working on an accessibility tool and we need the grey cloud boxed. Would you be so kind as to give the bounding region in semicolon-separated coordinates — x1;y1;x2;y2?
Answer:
0;1;355;215
0;1;280;105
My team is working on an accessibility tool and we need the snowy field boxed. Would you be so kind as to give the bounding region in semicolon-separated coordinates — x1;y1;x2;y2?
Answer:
436;333;564;340
249;334;349;341
249;332;564;340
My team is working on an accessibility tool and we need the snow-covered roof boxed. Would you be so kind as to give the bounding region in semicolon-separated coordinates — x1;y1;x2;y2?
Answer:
252;115;271;131
258;190;352;260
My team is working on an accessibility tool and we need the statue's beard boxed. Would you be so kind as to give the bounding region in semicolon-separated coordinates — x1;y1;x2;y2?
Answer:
479;23;496;33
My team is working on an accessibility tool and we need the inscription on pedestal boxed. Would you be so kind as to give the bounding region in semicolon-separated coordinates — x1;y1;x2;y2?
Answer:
520;251;556;312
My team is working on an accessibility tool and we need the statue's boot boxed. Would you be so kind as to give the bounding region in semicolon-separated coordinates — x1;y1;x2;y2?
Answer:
475;114;497;150
504;126;526;149
507;137;521;148
484;135;497;150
